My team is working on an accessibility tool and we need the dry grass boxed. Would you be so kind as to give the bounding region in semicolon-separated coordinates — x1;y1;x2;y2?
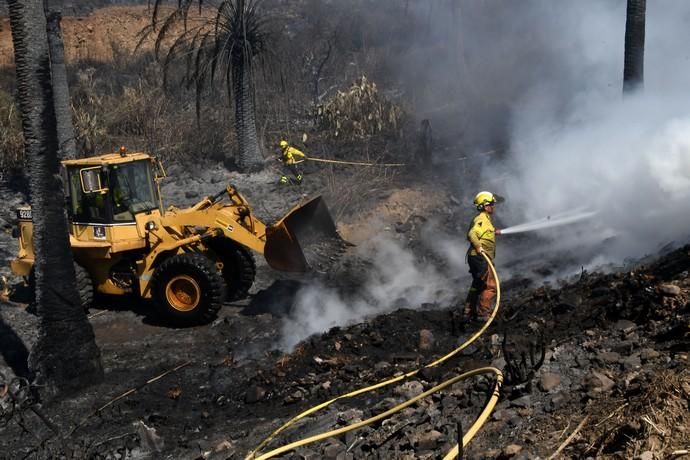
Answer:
316;76;406;140
323;161;399;224
572;367;690;459
0;88;24;175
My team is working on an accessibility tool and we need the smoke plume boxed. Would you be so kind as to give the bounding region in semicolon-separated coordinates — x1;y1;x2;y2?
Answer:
497;0;690;263
279;235;458;349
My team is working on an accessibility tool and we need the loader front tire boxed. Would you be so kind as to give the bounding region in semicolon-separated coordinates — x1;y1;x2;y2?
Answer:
208;238;256;301
152;252;225;326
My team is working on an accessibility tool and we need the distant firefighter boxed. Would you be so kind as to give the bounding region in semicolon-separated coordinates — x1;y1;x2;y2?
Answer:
277;140;306;185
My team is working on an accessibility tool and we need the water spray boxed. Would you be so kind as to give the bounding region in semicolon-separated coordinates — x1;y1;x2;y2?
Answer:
499;208;597;235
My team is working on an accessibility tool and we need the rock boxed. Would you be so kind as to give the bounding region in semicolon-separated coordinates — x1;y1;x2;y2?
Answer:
621;355;642;370
133;420;164;452
547;392;568;412
612;341;635;355
415;430;444;450
419;366;442;382
638;452;654;460
492;357;507;369
322;439;346;458
337;408;364;425
492;409;506;421
538;372;561;392
640;348;660;362
245;386;266;403
658;283;681;296
202;440;234;460
596;351;622;364
418;329;435;351
185;190;200;199
440;395;458;411
374;361;391;371
295;448;320;460
284;389;304;404
371;397;401;413
575;356;590;368
614;319;637;333
509;395;530;408
485;448;503;458
502;444;523;457
394;380;424;399
587;370;615;394
369;331;384;346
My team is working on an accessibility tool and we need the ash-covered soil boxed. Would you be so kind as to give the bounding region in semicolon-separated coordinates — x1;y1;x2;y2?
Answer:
1;162;688;460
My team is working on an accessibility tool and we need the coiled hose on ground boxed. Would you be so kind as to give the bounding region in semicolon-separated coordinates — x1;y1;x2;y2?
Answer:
247;252;502;459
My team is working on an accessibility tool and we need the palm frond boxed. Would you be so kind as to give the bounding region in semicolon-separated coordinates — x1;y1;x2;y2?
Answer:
149;0;272;130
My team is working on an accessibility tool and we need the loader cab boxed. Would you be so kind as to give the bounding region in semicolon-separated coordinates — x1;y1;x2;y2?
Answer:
66;157;159;226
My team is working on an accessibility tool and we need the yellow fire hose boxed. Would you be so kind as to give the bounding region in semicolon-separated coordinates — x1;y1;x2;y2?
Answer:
305;157;407;167
301;147;498;168
246;253;502;459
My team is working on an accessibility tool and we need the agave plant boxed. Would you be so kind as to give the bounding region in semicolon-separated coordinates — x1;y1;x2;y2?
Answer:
147;0;271;170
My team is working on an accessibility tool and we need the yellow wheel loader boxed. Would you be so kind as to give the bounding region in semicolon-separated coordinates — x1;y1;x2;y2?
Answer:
10;149;339;326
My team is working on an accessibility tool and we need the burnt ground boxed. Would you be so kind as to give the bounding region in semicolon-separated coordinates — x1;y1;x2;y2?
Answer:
0;161;689;460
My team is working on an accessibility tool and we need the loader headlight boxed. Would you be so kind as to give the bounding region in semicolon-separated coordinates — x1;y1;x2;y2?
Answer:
145;221;157;232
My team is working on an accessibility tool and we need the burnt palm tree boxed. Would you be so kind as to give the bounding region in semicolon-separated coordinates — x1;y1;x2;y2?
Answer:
46;9;78;159
623;0;646;93
7;0;102;397
148;0;270;171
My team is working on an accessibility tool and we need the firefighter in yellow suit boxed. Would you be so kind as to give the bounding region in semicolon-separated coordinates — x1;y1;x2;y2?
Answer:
278;140;306;184
463;191;501;321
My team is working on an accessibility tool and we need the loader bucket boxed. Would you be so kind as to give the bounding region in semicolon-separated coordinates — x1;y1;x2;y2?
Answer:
264;196;341;272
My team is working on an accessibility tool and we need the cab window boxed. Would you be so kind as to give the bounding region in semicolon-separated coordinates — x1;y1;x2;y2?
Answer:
68;166;107;223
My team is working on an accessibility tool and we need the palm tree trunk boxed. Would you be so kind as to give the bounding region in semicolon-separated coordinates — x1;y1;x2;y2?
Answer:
232;56;262;171
8;0;102;398
46;9;78;159
623;0;646;93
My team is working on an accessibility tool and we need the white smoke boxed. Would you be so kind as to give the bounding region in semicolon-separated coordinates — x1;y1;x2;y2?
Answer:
279;235;457;349
492;0;690;262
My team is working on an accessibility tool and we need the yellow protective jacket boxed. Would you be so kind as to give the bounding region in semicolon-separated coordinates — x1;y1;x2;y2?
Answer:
467;211;496;260
281;146;306;165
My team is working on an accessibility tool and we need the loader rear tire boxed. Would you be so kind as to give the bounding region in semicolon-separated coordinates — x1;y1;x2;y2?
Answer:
151;252;225;326
74;262;94;311
208;238;256;301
